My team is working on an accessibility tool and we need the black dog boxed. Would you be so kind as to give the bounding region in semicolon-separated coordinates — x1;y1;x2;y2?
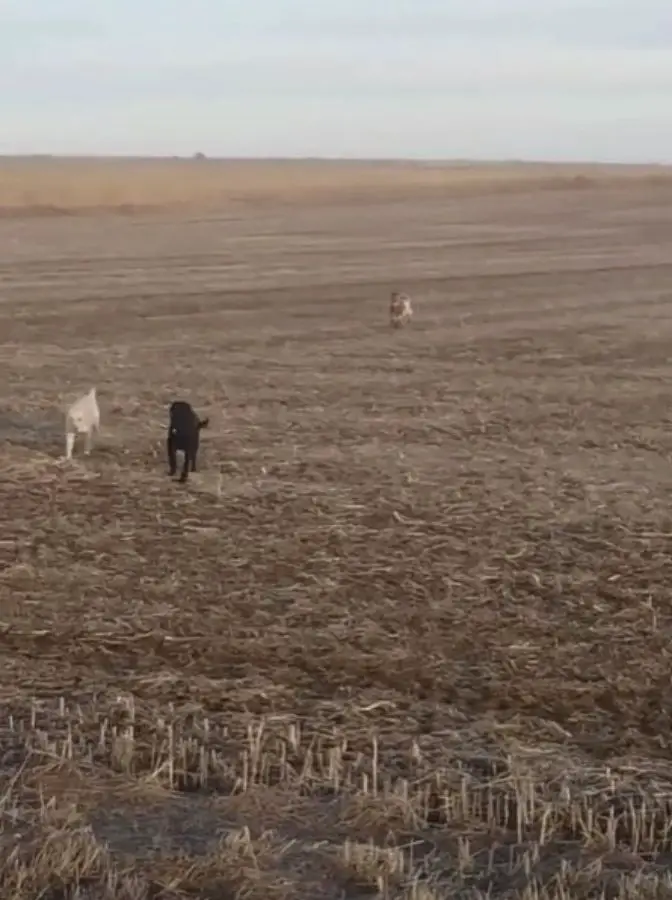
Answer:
167;401;209;483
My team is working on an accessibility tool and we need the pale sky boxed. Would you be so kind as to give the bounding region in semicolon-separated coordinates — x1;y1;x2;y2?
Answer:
1;0;670;161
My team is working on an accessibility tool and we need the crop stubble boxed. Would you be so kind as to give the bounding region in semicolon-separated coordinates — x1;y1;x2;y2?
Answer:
1;163;672;897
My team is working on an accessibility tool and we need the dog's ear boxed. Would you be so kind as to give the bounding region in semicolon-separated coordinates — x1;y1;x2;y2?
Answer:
198;417;210;430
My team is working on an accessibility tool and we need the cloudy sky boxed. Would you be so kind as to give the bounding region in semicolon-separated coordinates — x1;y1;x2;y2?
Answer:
1;0;670;161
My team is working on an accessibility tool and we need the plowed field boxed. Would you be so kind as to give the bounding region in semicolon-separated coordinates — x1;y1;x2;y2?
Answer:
2;162;672;898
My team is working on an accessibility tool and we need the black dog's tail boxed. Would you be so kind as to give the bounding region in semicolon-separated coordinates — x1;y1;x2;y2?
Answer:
198;417;210;430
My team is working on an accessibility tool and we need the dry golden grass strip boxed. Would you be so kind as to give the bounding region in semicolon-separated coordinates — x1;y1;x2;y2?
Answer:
1;158;671;215
3;707;672;897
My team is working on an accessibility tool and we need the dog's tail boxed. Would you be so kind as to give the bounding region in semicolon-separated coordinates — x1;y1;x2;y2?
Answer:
198;417;210;430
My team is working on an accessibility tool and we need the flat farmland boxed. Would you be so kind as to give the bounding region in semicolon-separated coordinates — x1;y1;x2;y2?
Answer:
2;160;672;898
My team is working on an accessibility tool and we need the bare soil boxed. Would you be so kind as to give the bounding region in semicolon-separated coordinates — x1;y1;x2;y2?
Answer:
2;164;672;898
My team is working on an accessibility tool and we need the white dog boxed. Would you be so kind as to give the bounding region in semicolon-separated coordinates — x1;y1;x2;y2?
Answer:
389;291;413;328
65;387;100;460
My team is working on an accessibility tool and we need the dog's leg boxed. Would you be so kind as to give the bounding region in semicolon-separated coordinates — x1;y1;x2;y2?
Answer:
179;445;191;483
191;438;198;472
167;434;177;476
65;431;76;460
179;454;190;483
84;428;93;455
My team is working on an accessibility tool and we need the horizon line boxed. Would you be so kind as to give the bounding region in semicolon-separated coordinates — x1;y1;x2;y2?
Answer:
0;154;670;168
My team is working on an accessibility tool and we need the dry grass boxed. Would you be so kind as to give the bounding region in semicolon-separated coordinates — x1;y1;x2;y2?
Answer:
1;156;672;214
2;162;672;897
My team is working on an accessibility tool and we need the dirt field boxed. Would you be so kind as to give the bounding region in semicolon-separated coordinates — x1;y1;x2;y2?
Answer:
2;160;672;898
